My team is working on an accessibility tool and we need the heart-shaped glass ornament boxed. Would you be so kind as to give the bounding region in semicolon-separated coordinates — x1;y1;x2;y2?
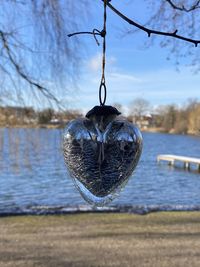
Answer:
63;105;142;206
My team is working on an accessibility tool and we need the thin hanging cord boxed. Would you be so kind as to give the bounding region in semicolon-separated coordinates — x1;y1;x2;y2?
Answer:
68;0;109;106
99;0;107;106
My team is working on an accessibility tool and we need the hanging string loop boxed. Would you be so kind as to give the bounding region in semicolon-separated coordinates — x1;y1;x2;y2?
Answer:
99;0;107;106
99;81;107;106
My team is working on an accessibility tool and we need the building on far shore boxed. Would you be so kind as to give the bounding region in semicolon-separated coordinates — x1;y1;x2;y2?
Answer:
130;113;153;130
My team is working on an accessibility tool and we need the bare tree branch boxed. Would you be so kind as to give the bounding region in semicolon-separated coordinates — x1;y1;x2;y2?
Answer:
105;1;200;47
0;30;60;105
0;0;90;107
166;0;200;12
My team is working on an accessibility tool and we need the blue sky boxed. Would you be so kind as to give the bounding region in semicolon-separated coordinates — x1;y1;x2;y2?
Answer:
68;1;200;113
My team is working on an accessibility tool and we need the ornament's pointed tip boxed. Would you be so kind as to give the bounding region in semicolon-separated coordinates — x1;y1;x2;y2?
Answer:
86;105;121;118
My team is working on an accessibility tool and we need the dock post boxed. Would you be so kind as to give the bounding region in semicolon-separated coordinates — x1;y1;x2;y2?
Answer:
198;164;200;173
168;160;174;166
184;162;190;170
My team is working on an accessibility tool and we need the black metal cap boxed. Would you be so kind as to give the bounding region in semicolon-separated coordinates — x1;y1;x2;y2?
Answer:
86;105;121;118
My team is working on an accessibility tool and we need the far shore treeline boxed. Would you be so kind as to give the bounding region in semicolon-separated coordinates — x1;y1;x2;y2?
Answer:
0;98;200;136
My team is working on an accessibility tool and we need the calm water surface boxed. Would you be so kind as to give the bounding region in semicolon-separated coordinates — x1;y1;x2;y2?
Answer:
0;128;200;214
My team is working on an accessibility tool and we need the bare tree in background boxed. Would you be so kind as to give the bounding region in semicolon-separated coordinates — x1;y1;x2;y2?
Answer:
126;0;200;70
1;0;200;107
0;0;89;107
129;98;151;120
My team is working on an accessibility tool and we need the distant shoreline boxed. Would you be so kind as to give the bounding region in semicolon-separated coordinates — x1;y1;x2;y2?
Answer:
0;124;199;136
0;123;65;129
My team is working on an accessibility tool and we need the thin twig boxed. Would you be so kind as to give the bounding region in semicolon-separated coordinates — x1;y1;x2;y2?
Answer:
68;31;100;37
68;29;105;46
166;0;200;12
105;1;200;47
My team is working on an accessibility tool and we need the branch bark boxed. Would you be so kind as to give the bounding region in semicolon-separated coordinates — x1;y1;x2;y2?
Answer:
105;1;200;47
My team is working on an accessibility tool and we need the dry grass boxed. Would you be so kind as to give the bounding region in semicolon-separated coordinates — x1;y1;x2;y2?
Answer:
0;212;200;267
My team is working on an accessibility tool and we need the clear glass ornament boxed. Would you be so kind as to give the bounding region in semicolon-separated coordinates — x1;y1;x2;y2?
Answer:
63;105;142;206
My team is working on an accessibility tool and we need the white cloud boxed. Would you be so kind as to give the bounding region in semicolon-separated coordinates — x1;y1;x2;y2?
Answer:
87;53;117;72
108;72;142;83
88;53;102;72
77;64;200;111
86;53;142;86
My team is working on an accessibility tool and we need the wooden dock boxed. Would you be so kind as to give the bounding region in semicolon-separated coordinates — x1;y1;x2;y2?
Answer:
157;154;200;172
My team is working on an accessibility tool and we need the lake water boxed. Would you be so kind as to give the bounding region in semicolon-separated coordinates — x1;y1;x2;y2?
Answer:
0;128;200;215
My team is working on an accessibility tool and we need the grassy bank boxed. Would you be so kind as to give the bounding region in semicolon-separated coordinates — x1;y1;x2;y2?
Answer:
0;212;200;267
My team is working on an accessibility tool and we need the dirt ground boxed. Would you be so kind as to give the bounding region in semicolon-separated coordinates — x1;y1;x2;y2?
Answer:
0;212;200;267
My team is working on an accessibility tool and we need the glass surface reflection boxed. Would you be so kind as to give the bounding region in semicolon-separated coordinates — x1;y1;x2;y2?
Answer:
63;106;143;206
